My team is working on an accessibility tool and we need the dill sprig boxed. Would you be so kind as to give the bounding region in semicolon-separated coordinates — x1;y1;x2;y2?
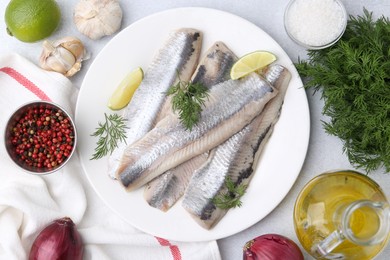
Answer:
166;76;209;130
212;177;248;209
296;8;390;173
90;113;128;160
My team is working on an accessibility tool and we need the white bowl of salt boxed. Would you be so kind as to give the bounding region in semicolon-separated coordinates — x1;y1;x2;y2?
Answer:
284;0;347;49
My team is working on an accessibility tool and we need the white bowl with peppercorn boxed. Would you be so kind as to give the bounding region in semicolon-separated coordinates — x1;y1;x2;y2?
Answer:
4;101;77;175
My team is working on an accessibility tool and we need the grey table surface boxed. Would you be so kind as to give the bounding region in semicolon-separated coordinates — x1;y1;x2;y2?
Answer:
1;1;390;259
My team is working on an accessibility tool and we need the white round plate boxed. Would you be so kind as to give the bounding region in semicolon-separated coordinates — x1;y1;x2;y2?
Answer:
75;7;310;242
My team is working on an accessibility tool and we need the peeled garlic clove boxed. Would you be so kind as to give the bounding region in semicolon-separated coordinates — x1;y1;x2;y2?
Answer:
74;0;123;40
40;37;86;77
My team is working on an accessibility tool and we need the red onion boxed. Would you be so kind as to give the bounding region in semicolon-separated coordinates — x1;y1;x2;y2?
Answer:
243;233;304;260
29;217;83;260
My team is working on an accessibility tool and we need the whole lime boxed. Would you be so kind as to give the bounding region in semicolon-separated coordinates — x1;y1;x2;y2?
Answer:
5;0;61;43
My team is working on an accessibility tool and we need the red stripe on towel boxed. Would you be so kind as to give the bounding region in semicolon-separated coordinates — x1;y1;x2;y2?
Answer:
0;67;51;101
155;237;182;260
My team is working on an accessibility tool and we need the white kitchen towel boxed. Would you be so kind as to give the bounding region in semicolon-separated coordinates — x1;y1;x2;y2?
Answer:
0;53;221;260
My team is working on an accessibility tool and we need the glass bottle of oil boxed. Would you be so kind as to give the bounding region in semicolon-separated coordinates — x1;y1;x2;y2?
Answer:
294;170;390;259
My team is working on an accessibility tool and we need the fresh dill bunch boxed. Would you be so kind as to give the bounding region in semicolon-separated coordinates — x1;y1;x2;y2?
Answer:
90;113;128;160
296;8;390;173
166;76;209;130
212;177;248;209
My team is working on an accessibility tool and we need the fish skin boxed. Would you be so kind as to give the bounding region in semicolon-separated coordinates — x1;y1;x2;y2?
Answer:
144;152;209;211
144;42;237;211
154;41;236;124
117;72;277;191
107;28;203;178
182;64;291;229
191;41;237;87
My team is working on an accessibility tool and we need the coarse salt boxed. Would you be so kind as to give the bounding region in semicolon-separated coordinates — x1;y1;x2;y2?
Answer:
285;0;347;47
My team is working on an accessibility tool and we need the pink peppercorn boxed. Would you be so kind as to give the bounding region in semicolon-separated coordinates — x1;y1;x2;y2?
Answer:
9;104;75;172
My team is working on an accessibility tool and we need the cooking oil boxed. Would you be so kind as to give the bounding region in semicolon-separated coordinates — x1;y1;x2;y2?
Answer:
294;170;389;259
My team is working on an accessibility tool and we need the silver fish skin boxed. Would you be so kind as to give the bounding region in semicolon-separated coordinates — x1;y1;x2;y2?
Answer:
154;41;236;123
182;65;291;229
144;152;209;211
107;28;202;178
144;42;237;211
191;41;237;87
117;73;277;191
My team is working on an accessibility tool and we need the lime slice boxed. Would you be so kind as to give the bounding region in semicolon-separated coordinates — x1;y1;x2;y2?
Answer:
230;51;277;80
108;67;144;110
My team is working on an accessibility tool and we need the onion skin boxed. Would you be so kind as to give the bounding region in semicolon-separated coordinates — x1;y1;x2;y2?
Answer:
243;234;304;260
29;217;83;260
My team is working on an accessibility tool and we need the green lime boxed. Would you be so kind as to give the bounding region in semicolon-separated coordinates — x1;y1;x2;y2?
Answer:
230;51;277;80
108;67;144;110
5;0;61;43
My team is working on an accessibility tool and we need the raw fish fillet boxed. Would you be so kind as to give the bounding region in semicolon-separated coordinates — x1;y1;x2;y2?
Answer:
182;64;291;229
107;28;202;178
144;42;237;211
117;72;277;191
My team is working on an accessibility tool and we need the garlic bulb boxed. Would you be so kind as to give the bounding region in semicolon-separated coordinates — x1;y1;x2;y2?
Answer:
40;37;87;77
74;0;123;40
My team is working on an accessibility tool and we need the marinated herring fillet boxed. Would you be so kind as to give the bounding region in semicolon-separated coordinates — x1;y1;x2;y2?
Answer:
144;152;209;211
182;65;291;229
144;42;237;211
154;41;235;124
116;73;277;191
107;28;202;178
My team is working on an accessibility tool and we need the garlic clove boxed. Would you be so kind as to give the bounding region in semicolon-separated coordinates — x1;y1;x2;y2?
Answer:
55;36;86;61
40;41;74;74
65;61;82;77
40;37;86;77
40;40;56;70
55;47;77;72
74;0;123;40
43;47;76;74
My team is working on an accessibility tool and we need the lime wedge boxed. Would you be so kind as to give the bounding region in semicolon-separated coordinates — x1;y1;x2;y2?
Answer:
108;67;143;110
230;51;277;80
